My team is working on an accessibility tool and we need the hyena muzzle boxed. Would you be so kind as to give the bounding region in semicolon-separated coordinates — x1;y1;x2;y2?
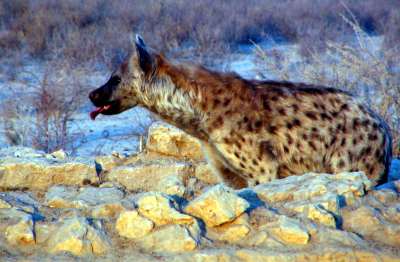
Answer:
89;35;392;189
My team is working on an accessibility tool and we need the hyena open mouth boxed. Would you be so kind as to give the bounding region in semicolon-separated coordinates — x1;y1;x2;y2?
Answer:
89;100;121;120
90;105;110;120
89;73;125;120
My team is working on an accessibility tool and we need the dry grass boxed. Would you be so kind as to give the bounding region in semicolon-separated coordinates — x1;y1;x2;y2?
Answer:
0;0;399;67
254;14;400;155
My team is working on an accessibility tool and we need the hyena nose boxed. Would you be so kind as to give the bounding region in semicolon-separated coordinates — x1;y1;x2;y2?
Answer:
89;91;99;102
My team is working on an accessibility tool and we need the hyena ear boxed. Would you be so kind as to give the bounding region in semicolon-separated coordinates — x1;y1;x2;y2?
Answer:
134;34;154;75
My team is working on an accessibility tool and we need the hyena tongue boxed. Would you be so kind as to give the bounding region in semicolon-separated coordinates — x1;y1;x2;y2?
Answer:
90;108;102;120
90;105;110;120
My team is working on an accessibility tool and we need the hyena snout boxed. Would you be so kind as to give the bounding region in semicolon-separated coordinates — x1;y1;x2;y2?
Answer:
89;83;123;120
89;85;112;107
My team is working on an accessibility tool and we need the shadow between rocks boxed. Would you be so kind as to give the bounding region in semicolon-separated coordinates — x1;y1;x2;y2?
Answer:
237;189;266;213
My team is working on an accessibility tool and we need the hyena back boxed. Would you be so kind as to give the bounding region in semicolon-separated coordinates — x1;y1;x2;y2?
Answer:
89;35;392;189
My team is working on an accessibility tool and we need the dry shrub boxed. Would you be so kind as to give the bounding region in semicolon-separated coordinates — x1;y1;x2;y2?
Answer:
254;14;400;155
0;62;92;153
0;0;399;66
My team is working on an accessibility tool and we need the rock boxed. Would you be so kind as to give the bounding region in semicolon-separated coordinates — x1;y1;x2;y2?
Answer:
0;156;98;190
35;222;57;244
244;231;270;247
306;204;336;228
2;146;400;260
99;181;126;189
268;217;310;245
172;250;234;262
146;122;204;160
234;248;399;262
395;180;400;192
115;210;154;239
372;189;398;204
45;186;84;209
139;224;199;253
48;149;68;160
5;215;35;246
105;159;192;192
255;172;370;206
207;214;251;243
184;184;250;227
193;162;221;185
156;175;186;197
0;198;12;208
136;192;194;226
0;192;39;213
342;205;400;247
0;207;34;221
91;203;126;219
45;186;124;209
95;155;125;173
386;203;400;224
46;217;110;256
334;171;373;190
312;193;341;214
75;186;124;205
254;172;371;220
283;193;340;216
313;227;366;247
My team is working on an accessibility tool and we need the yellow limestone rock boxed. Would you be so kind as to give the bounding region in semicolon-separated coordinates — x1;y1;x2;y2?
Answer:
0;198;12;208
157;175;186;197
185;184;250;227
146;122;204;160
91;203;126;219
193;162;221;184
49;149;67;160
46;217;109;256
269;216;310;245
208;213;251;243
0;160;97;190
5;216;35;246
306;204;336;228
116;210;154;239
342;205;400;247
105;160;192;192
139;224;198;253
137;192;194;226
45;186;124;210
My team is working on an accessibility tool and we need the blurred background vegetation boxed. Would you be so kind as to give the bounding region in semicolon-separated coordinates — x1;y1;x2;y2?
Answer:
1;0;399;66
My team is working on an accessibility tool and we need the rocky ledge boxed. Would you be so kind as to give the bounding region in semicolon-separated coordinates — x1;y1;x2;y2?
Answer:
0;122;399;261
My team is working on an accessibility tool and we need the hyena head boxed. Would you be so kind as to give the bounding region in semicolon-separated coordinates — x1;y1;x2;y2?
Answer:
89;35;156;120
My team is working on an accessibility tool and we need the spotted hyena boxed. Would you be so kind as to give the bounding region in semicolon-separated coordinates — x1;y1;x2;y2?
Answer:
89;35;392;189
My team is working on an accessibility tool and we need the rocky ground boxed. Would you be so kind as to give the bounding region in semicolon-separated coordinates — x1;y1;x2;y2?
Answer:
0;122;399;261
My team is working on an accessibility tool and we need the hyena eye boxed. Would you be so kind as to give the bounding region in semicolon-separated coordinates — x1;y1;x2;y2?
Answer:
110;75;121;85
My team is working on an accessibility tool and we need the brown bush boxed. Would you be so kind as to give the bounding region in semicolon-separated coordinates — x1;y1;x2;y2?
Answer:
0;0;398;66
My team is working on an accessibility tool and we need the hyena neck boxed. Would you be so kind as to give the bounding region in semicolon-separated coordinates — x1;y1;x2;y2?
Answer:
138;59;209;140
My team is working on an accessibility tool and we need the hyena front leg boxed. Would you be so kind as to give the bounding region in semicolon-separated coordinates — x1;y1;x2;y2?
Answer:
202;142;248;189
